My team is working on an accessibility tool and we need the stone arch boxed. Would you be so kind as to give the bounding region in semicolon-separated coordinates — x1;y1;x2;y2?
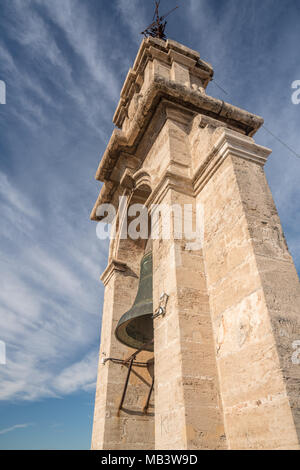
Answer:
133;169;152;196
0;80;6;104
113;181;152;274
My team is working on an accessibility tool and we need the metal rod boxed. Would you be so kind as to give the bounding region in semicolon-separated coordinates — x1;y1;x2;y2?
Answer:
103;357;148;367
118;358;134;416
143;376;154;414
123;340;154;364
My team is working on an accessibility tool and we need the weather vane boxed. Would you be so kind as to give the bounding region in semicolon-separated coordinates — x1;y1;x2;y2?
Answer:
141;1;179;41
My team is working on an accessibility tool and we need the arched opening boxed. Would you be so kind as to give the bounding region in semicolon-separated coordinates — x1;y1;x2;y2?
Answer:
110;181;155;420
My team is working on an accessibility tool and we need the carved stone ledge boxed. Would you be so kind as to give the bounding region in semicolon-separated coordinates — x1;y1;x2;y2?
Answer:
113;37;213;129
120;169;135;190
95;76;264;185
100;259;129;286
193;128;272;196
147;169;194;208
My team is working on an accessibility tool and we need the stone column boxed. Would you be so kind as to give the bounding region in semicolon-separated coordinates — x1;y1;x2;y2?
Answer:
91;259;154;450
152;204;226;449
195;128;300;449
149;112;226;450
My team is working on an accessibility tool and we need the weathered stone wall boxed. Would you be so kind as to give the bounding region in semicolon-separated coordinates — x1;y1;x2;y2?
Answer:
233;155;300;445
91;237;154;450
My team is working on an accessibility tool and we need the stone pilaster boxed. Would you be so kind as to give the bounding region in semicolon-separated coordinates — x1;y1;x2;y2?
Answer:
151;191;226;450
91;260;154;450
194;128;300;449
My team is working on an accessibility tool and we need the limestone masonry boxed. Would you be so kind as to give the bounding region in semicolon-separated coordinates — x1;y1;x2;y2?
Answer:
91;37;300;450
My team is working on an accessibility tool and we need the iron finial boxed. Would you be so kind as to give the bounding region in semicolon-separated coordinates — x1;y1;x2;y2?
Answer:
141;1;179;41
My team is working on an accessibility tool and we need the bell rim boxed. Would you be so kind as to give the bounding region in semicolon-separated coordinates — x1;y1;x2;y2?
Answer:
115;313;154;352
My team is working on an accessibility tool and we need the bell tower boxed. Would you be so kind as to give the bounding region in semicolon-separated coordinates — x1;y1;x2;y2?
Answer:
91;37;300;450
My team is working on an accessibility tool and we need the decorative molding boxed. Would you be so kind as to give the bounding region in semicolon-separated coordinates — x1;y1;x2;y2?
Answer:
133;169;152;191
94;77;264;186
100;259;129;286
120;169;135;190
193;128;272;196
147;169;194;209
113;37;213;128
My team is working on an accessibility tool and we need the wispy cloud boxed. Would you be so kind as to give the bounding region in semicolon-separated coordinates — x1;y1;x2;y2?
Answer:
0;0;299;408
0;171;40;220
53;351;98;395
115;0;148;45
0;0;111;402
0;423;33;436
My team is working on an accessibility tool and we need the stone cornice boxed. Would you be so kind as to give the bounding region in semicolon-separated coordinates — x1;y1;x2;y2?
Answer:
147;170;194;209
95;76;264;184
100;259;129;286
91;39;265;223
113;37;214;128
193;128;272;196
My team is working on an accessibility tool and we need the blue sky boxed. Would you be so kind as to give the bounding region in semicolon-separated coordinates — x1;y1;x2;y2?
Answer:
0;0;299;450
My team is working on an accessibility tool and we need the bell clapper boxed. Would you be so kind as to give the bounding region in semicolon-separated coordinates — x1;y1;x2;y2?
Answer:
115;252;154;352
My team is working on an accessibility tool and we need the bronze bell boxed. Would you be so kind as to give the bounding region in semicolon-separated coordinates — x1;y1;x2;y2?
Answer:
115;251;153;352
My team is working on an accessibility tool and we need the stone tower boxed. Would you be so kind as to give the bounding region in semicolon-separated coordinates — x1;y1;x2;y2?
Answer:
91;38;300;450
